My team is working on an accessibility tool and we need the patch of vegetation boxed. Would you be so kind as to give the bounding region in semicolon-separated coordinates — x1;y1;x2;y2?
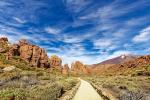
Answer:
0;53;78;100
0;88;28;100
0;68;78;100
85;75;150;100
131;65;150;76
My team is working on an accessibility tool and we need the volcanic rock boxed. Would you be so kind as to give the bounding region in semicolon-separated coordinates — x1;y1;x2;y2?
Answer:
7;39;49;68
62;64;70;75
71;61;89;75
91;55;150;75
0;37;9;53
119;55;150;68
98;54;137;65
49;55;62;71
0;37;8;45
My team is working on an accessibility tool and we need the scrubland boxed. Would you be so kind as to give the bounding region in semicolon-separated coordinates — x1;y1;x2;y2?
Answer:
84;68;150;100
0;54;78;100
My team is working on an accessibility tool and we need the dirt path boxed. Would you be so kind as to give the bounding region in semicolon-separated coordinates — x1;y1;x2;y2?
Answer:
72;79;103;100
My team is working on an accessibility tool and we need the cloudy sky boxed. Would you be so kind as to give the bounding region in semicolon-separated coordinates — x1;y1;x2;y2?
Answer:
0;0;150;65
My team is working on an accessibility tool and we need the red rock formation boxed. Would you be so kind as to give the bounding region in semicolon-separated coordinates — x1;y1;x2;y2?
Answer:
7;44;20;59
62;64;70;75
49;55;62;71
0;37;8;44
0;37;9;53
71;61;89;75
7;39;49;68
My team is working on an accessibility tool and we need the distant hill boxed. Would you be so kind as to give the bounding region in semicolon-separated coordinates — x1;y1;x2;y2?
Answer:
99;54;138;65
89;54;150;75
88;54;138;69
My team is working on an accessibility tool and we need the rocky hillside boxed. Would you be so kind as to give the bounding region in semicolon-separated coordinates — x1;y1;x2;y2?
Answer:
7;39;50;68
87;55;138;74
0;37;90;75
91;55;150;75
49;55;62;71
0;37;9;53
0;37;62;71
95;54;138;66
2;37;149;76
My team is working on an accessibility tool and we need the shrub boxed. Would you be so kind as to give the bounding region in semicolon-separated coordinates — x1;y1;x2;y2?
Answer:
30;83;63;100
0;88;28;100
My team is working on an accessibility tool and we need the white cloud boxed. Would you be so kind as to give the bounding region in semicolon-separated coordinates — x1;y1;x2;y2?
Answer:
126;17;149;27
45;27;61;34
133;26;150;43
145;47;150;53
94;39;112;48
48;52;107;66
59;35;83;43
0;34;18;43
13;17;26;24
79;1;146;20
107;50;132;59
0;1;11;7
65;0;90;13
77;1;150;39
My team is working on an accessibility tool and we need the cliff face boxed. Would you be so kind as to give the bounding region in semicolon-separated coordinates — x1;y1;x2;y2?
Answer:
6;39;49;68
0;37;8;45
71;61;89;75
62;64;70;75
0;37;92;75
0;37;9;53
49;55;62;71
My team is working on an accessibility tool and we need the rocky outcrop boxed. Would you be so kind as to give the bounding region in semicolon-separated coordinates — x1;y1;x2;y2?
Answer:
62;64;70;75
7;39;49;68
71;61;89;75
7;44;20;59
119;55;150;68
91;55;150;75
0;37;9;53
0;37;8;45
49;55;62;71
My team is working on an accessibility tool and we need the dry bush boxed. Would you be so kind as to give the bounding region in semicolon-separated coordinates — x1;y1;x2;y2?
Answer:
0;88;28;100
85;75;150;100
29;83;63;100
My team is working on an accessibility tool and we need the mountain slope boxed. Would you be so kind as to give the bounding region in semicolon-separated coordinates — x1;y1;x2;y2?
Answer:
98;55;138;65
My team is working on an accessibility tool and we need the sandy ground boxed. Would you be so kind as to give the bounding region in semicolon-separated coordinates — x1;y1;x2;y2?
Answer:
73;79;103;100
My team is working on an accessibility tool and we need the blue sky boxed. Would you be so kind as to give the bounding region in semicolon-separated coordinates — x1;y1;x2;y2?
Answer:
0;0;150;65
